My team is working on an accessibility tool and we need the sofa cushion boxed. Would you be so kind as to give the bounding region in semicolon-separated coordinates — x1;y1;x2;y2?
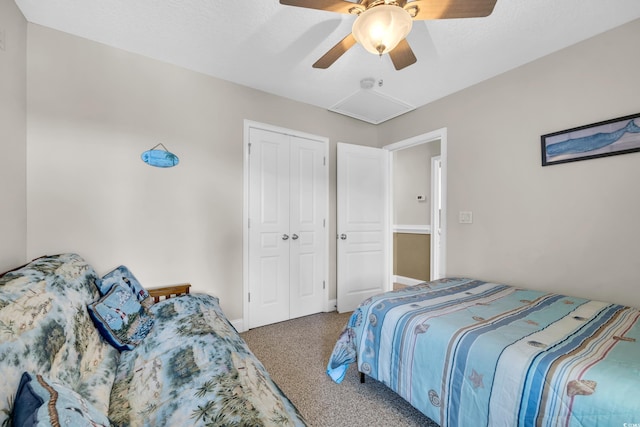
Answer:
13;372;110;427
0;254;119;427
88;283;155;351
96;265;152;307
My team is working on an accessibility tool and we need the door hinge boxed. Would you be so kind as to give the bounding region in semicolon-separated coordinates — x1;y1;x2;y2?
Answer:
248;143;251;155
323;219;326;228
248;218;250;228
323;280;326;290
248;292;251;303
323;156;326;166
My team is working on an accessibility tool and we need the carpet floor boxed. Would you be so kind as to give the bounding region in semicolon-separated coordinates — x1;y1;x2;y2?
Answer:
241;311;439;427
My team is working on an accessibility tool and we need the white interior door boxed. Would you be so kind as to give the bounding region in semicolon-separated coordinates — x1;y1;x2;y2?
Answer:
337;143;389;313
289;136;326;318
248;127;327;328
248;128;291;328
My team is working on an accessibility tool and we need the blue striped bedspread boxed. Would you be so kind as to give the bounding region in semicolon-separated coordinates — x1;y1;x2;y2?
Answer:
327;278;640;426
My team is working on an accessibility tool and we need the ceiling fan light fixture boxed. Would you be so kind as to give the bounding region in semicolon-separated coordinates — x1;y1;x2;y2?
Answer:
352;4;413;56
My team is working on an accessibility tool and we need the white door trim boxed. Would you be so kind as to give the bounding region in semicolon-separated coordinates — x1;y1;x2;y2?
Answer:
383;127;448;284
431;155;442;280
243;120;329;332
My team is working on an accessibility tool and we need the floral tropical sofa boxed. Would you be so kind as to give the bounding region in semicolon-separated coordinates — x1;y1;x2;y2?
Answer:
0;253;306;426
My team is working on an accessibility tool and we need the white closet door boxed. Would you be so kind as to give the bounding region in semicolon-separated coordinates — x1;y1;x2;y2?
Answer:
289;136;326;319
248;128;291;328
248;127;327;328
337;143;389;313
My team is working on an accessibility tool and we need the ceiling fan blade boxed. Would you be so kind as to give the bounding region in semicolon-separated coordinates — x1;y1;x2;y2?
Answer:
313;33;357;69
389;39;417;70
279;0;364;14
405;0;497;20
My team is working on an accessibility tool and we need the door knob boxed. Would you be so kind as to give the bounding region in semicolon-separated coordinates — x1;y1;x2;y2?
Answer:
291;234;299;240
282;234;289;240
340;234;347;240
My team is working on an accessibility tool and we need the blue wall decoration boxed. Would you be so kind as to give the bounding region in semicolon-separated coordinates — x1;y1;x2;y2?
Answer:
541;112;640;166
141;143;179;168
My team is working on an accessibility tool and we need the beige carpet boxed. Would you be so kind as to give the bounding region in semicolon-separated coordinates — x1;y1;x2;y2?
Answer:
241;312;439;427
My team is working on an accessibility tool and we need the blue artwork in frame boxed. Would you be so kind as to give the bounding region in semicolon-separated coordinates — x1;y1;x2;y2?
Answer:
541;112;640;166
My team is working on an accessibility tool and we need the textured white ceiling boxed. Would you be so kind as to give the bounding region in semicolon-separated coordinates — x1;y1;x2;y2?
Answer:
14;0;640;124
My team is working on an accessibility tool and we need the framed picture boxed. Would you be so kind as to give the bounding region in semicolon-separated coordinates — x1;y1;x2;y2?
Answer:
541;112;640;166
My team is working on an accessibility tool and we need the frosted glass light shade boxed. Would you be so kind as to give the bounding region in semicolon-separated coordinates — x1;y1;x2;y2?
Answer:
352;5;413;55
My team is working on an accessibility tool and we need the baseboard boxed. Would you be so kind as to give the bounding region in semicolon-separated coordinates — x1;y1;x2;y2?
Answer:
394;275;426;287
237;300;337;332
230;318;245;333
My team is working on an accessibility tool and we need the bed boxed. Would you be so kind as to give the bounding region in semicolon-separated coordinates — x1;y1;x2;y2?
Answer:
327;278;640;426
0;254;307;427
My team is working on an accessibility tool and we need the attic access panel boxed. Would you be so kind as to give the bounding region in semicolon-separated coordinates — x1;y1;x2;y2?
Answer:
329;89;415;124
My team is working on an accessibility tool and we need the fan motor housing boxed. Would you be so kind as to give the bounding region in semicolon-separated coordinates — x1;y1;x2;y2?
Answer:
363;0;408;8
351;0;410;15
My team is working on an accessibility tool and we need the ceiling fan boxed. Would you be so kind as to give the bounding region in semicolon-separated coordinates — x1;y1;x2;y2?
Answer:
280;0;497;70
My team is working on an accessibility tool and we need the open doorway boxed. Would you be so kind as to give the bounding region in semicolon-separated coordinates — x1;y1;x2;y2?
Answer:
384;128;447;287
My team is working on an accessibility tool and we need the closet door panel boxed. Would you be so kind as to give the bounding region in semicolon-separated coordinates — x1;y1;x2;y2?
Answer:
289;136;326;318
248;128;291;328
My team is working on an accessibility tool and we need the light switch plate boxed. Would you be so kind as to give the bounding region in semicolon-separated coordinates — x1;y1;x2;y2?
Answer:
459;211;473;224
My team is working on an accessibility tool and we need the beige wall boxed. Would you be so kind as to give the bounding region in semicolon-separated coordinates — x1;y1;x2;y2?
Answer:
394;233;430;281
25;24;378;320
393;141;441;226
0;0;27;272
10;15;640;322
379;19;640;308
